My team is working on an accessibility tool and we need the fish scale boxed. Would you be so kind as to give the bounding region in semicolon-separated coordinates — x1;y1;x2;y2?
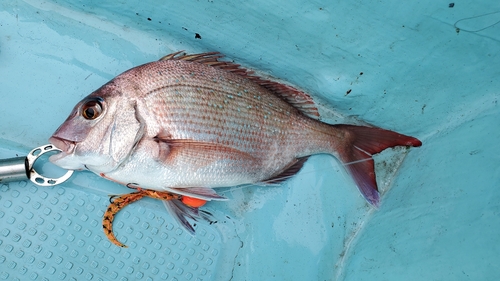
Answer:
137;62;322;157
107;59;332;188
177;68;307;144
49;51;422;233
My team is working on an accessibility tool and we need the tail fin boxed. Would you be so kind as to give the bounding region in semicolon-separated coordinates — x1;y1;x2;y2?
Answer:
334;125;422;206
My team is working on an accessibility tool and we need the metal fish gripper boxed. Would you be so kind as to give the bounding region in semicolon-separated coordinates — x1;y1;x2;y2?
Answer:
0;144;73;186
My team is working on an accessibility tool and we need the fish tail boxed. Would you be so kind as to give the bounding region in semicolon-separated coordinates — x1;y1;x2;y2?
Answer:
333;125;422;206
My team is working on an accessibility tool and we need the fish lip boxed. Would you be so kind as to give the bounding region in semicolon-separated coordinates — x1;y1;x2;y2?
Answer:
49;136;76;154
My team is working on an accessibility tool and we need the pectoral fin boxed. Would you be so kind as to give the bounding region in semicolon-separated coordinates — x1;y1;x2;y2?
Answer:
154;136;257;168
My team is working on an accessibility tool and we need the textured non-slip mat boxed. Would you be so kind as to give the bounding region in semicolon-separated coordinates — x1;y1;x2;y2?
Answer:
0;167;225;281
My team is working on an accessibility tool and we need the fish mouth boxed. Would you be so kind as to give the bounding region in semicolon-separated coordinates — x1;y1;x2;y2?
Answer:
49;136;76;154
47;136;85;170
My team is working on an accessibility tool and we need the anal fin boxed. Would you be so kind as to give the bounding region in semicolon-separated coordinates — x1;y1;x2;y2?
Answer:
262;156;310;184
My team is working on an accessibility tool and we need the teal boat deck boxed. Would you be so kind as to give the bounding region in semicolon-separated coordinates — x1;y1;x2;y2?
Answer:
1;1;499;280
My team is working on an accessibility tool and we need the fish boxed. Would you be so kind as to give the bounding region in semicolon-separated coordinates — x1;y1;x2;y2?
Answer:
49;51;422;233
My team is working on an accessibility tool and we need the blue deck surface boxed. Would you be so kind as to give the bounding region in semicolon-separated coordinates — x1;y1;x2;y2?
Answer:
1;0;499;280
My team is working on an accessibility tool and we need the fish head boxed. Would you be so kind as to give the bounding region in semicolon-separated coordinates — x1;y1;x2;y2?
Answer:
49;79;143;173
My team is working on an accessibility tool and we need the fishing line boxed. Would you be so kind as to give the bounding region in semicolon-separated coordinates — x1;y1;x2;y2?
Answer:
454;11;500;33
353;145;373;157
342;158;373;166
217;157;374;196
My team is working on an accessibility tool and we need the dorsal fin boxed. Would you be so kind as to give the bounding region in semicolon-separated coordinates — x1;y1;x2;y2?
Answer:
159;51;224;63
159;51;320;118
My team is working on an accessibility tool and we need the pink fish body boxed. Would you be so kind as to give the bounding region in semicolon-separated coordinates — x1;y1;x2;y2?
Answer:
49;52;421;231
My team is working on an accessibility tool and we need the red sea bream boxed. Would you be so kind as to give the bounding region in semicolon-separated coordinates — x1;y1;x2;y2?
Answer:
49;52;422;231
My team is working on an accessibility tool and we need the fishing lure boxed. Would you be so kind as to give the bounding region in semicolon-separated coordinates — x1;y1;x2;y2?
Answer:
102;189;208;247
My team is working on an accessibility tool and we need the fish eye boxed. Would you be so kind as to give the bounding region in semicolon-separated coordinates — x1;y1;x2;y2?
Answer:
81;99;103;120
